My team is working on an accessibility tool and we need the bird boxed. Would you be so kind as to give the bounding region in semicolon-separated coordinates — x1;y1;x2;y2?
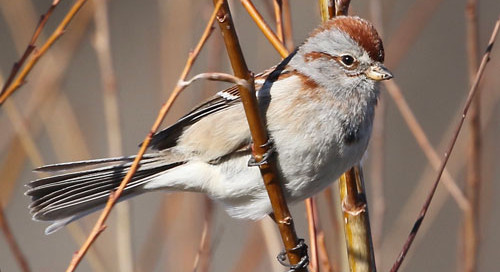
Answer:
26;16;393;234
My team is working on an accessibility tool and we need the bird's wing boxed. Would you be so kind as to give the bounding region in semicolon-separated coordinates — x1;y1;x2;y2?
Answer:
149;67;283;151
149;48;298;157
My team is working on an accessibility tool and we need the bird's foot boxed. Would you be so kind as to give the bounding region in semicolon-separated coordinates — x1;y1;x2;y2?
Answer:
248;138;275;167
276;239;309;272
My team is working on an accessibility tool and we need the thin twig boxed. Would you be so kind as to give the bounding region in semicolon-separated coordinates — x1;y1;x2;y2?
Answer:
0;0;61;97
240;0;289;58
390;17;500;272
65;2;224;270
0;205;30;272
179;72;250;89
0;0;89;105
306;197;319;272
213;0;304;268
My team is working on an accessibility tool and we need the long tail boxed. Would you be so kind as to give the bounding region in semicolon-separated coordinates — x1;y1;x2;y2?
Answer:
26;154;184;234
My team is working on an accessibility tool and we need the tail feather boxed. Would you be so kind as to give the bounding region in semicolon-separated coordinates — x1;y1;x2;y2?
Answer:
26;154;184;231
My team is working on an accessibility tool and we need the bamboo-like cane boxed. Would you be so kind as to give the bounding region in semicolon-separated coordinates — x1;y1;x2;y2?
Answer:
212;0;306;269
318;1;377;271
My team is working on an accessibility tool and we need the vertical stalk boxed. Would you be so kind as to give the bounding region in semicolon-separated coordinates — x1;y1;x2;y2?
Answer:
92;0;133;271
318;1;377;271
212;0;305;269
339;167;376;272
463;0;481;271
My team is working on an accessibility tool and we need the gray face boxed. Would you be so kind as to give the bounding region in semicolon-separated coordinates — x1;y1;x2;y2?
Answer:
289;27;379;98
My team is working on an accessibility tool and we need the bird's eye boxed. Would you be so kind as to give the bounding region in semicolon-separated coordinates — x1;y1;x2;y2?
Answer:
340;55;355;66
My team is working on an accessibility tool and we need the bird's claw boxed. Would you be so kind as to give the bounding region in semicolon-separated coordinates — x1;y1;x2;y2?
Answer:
248;138;275;167
276;239;309;272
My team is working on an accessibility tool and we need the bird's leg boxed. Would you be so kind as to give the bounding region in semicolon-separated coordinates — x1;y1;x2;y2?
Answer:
276;238;309;272
247;137;276;167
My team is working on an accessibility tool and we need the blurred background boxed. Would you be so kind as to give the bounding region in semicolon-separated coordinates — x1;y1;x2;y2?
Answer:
1;0;499;271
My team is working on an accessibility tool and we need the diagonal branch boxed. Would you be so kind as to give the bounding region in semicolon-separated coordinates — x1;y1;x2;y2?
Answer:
0;0;87;105
212;0;305;269
390;17;500;272
64;1;224;270
0;0;61;97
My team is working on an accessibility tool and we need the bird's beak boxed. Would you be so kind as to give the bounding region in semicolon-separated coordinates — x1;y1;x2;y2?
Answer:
365;64;393;81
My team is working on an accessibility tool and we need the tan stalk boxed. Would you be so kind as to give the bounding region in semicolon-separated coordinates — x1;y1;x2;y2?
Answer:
318;1;377;271
213;0;305;269
91;0;132;271
273;0;284;42
390;17;500;272
463;0;481;271
317;231;334;272
339;167;376;272
192;198;214;272
281;0;294;51
65;2;224;270
0;0;89;105
231;223;266;272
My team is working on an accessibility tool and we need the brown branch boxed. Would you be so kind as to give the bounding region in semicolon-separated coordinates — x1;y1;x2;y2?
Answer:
463;0;481;271
240;0;289;58
0;0;60;97
65;2;224;271
0;0;88;105
306;197;319;272
0;205;30;272
390;17;500;272
213;0;304;269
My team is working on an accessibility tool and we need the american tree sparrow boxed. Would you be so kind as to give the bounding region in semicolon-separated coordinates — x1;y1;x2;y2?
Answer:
27;16;392;234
